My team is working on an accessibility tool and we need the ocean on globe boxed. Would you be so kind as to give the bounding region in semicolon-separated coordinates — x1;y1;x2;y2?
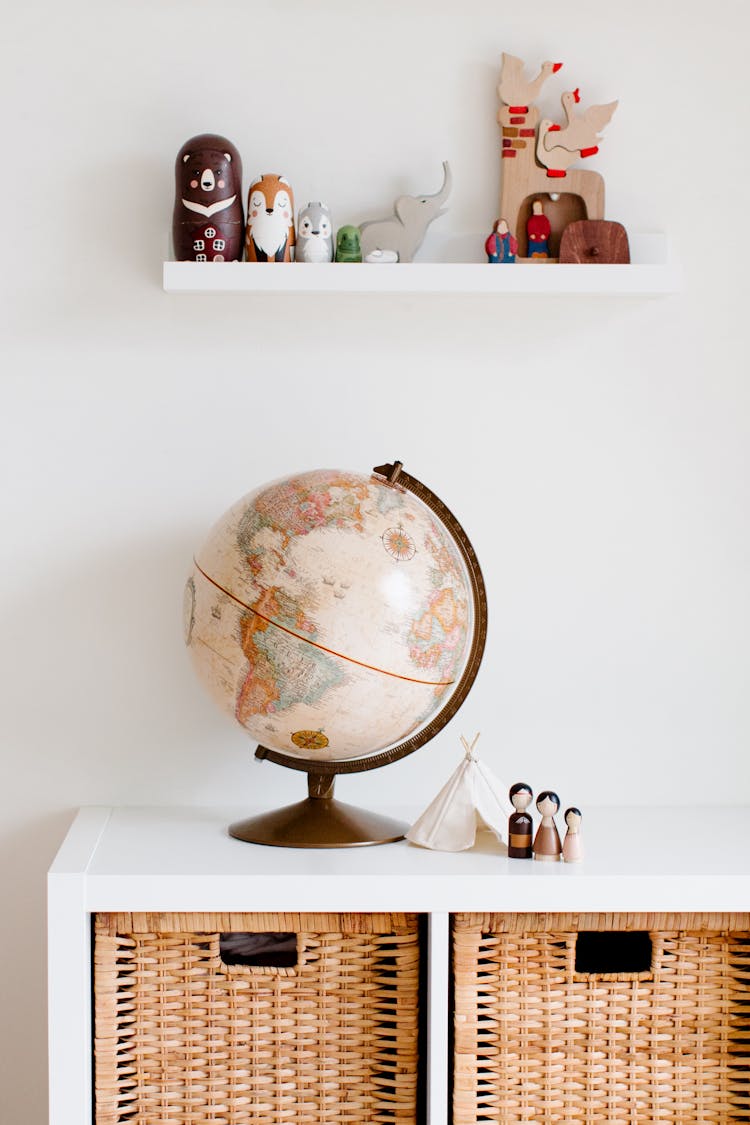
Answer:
184;468;475;762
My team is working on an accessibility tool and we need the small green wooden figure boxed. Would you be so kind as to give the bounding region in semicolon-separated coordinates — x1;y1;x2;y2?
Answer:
335;225;362;263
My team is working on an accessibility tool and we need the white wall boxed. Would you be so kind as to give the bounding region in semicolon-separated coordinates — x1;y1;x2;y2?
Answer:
1;0;748;1119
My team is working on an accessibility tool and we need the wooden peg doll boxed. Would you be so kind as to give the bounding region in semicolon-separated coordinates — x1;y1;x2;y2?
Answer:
485;218;517;263
532;790;562;861
562;807;583;862
508;783;534;858
526;199;551;258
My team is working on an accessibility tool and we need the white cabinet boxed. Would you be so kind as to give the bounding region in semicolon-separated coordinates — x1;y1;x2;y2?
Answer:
48;804;750;1124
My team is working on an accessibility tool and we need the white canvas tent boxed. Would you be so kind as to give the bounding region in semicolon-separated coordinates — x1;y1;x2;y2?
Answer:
406;734;513;852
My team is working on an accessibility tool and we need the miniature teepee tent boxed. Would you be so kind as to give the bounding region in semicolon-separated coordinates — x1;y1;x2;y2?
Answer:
406;734;513;851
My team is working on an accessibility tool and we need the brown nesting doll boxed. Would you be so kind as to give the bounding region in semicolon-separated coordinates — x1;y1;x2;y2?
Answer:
245;174;296;262
173;134;244;262
508;783;534;858
532;790;562;861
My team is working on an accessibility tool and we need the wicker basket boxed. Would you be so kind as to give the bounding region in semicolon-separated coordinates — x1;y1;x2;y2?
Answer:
453;912;750;1123
94;911;421;1125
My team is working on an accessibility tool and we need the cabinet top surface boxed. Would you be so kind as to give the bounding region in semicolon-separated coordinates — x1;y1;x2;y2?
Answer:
49;805;750;914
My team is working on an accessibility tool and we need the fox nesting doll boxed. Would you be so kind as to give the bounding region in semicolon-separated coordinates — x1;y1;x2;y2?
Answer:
296;202;334;262
245;174;296;262
173;134;244;261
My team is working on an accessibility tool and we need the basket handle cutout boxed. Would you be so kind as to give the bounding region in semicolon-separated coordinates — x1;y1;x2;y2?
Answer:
574;931;653;976
219;931;298;969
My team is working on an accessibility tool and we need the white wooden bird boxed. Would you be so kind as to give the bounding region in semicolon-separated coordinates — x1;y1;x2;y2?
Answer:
498;53;562;107
536;120;581;174
544;88;619;155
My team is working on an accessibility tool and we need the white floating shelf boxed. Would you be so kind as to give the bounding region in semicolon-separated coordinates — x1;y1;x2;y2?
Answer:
163;233;680;296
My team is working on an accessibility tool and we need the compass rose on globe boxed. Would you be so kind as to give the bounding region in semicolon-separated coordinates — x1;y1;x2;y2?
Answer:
185;460;487;846
382;523;417;561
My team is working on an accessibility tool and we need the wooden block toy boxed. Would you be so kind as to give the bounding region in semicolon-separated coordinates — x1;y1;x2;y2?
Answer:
559;219;630;263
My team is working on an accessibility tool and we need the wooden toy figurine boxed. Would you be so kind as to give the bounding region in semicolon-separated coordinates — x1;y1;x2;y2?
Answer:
508;783;534;858
485;219;517;263
335;225;362;263
562;807;584;862
359;162;452;263
245;175;296;262
496;55;613;257
296;202;334;263
498;54;562;111
526;199;551;258
173;134;244;262
532;791;562;861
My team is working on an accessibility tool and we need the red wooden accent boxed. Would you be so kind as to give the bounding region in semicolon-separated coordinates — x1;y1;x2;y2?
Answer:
546;169;566;178
510;116;525;125
509;105;528;114
580;145;599;158
520;129;535;137
502;139;511;148
502;150;517;159
547;124;561;132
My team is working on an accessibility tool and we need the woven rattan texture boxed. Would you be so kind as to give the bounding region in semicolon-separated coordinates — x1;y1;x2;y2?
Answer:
453;912;750;1124
94;912;420;1125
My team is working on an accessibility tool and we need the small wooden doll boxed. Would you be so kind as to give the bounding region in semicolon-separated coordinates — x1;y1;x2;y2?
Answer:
526;199;551;258
485;219;517;263
245;175;296;262
335;225;362;263
508;783;534;858
562;807;583;862
173;134;244;262
532;791;562;861
296;202;334;263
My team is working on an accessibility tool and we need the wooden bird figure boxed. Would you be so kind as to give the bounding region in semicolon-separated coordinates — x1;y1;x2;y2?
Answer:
498;53;562;109
546;88;619;157
536;120;583;176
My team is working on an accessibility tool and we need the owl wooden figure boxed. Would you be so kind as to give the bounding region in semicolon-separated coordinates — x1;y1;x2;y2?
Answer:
296;202;334;263
245;174;296;262
173;134;244;262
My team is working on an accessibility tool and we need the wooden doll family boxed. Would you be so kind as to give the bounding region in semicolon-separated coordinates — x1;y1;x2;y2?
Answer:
172;134;451;265
509;784;583;862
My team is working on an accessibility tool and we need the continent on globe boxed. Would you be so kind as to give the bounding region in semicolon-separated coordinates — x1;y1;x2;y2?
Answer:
186;468;475;762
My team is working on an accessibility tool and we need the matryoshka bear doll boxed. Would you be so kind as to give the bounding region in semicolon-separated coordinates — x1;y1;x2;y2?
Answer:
173;134;244;261
245;175;296;262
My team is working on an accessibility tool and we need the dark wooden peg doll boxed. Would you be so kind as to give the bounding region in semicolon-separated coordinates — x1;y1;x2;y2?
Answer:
562;807;583;862
173;134;244;262
532;790;562;861
508;783;534;858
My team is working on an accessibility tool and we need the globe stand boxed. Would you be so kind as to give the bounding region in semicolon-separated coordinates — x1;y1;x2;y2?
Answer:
228;773;407;848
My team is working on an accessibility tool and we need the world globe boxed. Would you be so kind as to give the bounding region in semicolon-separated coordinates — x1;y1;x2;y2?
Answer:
184;461;487;846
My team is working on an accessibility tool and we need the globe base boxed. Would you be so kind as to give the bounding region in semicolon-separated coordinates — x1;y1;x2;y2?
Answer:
228;779;407;848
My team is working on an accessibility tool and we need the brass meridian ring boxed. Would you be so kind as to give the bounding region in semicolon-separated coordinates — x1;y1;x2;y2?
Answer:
254;460;488;777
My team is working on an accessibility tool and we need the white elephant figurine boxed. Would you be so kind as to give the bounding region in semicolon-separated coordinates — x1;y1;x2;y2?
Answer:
359;162;452;263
